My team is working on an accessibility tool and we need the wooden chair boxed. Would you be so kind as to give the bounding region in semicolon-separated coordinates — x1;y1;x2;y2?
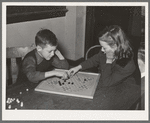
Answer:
6;44;35;85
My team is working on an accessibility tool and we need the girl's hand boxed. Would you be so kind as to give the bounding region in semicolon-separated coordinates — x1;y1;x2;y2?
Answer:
68;65;82;77
106;51;115;63
55;49;65;60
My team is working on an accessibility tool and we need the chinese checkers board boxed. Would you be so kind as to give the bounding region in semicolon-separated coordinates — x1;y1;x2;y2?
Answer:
35;69;100;99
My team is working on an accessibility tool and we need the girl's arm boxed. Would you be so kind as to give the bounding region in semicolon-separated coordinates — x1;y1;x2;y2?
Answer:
101;58;136;86
80;51;102;70
67;51;103;78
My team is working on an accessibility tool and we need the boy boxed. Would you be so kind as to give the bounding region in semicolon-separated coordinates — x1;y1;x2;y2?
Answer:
17;29;69;88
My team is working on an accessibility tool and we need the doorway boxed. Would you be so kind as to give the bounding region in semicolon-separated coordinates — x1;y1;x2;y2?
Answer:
84;6;143;84
84;6;141;56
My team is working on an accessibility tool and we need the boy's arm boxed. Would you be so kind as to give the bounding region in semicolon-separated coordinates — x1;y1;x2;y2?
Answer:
51;50;69;70
22;57;45;83
22;56;67;83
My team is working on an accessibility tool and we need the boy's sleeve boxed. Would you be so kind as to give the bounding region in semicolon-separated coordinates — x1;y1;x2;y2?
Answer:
51;55;69;70
101;58;136;86
22;56;45;83
80;51;102;70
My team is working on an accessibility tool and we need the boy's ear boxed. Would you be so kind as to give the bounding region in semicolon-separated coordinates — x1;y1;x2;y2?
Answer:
36;45;42;51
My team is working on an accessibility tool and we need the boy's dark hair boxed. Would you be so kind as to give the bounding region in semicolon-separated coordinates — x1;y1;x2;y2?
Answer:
35;29;58;48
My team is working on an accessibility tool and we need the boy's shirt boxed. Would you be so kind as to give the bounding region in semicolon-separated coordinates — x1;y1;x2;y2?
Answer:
18;49;69;84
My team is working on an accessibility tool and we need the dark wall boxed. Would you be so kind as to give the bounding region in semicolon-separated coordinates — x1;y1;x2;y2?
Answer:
85;6;143;84
93;7;134;45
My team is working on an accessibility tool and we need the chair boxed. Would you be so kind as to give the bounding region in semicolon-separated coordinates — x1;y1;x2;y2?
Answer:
84;45;101;73
85;45;101;60
6;44;35;85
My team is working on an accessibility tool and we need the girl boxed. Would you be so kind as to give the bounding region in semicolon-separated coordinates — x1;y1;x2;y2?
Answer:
67;25;136;87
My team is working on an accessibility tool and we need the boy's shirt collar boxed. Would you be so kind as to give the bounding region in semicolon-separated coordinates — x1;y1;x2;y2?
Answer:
35;49;44;65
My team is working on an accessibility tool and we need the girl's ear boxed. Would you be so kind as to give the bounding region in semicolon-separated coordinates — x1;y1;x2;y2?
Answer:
36;45;42;51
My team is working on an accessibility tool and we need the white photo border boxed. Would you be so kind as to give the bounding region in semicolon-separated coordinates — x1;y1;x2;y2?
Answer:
2;2;149;121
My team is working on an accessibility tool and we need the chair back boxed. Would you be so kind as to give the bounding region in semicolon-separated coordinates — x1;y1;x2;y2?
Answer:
6;44;35;85
85;45;101;60
84;45;101;73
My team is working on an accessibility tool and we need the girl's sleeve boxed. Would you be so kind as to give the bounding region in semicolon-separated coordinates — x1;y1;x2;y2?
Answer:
101;58;136;86
80;51;102;70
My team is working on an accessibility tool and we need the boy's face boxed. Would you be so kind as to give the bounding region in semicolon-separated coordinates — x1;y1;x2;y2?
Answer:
37;44;57;60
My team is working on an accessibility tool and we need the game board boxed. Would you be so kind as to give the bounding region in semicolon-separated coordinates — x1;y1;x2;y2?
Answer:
35;69;100;99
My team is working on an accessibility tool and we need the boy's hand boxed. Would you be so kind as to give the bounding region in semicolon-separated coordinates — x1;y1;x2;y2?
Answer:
61;72;69;80
45;70;69;79
54;71;69;80
68;65;82;78
55;49;65;60
54;71;65;77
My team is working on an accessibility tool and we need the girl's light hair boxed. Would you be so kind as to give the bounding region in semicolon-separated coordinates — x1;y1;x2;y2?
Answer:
98;25;133;59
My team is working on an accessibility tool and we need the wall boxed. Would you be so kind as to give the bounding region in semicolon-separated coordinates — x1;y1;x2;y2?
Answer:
6;6;86;60
64;6;86;60
75;6;86;60
130;7;142;36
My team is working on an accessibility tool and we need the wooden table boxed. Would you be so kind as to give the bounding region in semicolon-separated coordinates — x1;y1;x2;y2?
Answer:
6;79;141;110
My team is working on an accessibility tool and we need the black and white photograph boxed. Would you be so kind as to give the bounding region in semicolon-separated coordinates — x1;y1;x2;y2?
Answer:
2;2;149;121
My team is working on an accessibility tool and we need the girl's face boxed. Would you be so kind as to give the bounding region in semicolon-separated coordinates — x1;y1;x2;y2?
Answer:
99;40;116;54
